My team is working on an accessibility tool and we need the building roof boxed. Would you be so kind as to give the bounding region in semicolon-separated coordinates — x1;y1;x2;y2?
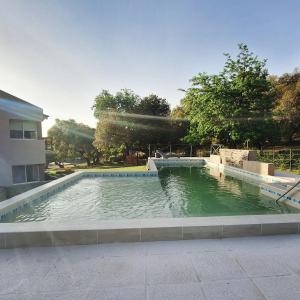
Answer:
0;90;42;110
0;89;48;119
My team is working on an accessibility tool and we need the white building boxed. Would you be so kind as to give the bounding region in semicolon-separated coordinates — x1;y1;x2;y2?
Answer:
0;90;47;186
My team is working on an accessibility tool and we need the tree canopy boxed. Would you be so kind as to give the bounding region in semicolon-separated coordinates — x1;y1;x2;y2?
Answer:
92;90;187;154
182;44;277;147
271;69;300;142
136;94;170;116
93;89;139;118
48;119;99;166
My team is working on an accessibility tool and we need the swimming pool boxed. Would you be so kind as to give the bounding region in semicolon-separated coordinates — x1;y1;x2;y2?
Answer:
1;166;296;224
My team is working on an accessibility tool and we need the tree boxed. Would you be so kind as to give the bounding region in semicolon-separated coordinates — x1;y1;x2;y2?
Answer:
272;69;300;143
136;94;170;116
92;89;187;155
48;119;99;166
93;89;140;118
131;94;173;147
93;112;134;154
182;44;277;147
171;106;186;119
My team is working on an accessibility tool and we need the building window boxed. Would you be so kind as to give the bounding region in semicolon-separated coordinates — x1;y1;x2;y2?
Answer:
23;121;37;139
26;165;40;182
12;165;40;184
12;166;26;184
9;120;23;139
10;120;38;139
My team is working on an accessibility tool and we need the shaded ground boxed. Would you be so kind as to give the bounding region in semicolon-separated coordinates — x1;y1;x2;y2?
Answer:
2;234;300;299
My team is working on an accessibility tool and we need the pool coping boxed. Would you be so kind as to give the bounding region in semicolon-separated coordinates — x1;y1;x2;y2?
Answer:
1;214;300;248
1;157;300;248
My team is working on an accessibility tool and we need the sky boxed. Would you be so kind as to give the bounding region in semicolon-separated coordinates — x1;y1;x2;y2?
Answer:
0;0;300;136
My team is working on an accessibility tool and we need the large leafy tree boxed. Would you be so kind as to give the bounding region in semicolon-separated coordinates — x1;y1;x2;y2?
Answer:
271;69;300;143
183;44;277;147
93;89;186;154
93;112;135;156
136;94;170;116
93;89;139;118
48;119;99;166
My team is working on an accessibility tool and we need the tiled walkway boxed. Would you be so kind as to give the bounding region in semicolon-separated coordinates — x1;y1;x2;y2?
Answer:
2;234;300;299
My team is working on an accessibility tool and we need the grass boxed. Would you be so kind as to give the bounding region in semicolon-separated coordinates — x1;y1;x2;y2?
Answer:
45;165;148;180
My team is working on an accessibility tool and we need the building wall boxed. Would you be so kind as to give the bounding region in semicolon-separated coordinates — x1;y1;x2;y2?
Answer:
0;187;7;202
0;108;46;186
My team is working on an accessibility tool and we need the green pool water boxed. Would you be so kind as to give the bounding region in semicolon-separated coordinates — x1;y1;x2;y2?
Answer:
1;166;296;223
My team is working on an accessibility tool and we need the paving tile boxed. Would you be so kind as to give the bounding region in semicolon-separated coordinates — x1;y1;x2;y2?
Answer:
191;252;247;281
183;238;225;253
143;240;186;255
252;275;300;300
76;255;146;288
28;286;146;300
53;254;102;275
12;256;56;277
278;252;300;277
202;278;265;300
52;245;103;268
0;294;32;300
146;254;198;285
21;293;74;300
85;286;146;300
3;235;300;298
0;272;30;295
147;283;206;300
220;235;284;253
28;272;77;293
236;254;291;277
98;242;146;257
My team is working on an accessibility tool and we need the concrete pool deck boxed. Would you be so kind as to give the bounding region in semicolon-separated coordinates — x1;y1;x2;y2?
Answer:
2;234;300;299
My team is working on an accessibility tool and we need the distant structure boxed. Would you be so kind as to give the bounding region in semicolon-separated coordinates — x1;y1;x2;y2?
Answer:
0;90;48;186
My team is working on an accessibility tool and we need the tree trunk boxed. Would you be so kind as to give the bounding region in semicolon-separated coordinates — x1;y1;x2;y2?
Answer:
93;152;100;165
86;158;91;166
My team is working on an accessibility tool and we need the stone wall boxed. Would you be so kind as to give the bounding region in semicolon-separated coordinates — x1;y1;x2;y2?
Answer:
209;154;221;165
219;149;257;168
242;160;275;176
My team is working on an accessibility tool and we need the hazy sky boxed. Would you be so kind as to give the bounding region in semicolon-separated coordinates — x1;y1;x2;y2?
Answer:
0;0;299;135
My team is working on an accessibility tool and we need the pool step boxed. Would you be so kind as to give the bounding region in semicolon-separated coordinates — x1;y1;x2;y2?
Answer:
260;182;300;208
